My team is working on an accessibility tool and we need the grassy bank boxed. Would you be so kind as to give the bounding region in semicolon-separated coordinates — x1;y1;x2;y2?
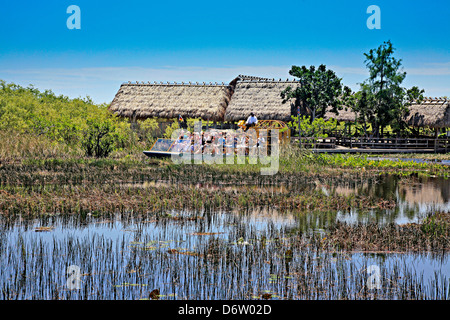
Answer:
317;212;450;253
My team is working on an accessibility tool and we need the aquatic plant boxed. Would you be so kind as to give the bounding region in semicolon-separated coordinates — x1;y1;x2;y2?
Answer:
0;214;449;300
321;212;450;253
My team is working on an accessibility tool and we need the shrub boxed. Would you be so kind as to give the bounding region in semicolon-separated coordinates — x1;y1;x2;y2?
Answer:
0;80;137;158
81;117;129;158
287;115;337;138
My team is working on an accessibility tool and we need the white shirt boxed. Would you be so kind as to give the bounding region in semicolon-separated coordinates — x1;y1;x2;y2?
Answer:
246;115;258;125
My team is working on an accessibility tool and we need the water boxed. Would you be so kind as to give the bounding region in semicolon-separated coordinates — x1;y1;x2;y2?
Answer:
0;175;449;299
323;175;450;224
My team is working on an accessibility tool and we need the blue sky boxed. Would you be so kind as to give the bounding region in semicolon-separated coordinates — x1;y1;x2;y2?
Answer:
0;0;449;103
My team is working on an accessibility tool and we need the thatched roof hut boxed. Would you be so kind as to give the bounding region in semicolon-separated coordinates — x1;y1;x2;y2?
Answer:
109;81;233;121
323;107;357;122
405;97;450;129
109;76;449;129
224;76;300;122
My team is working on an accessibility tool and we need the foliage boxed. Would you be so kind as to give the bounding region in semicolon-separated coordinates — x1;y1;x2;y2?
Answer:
359;41;424;136
81;117;129;158
0;80;134;157
287;115;338;137
136;118;159;148
138;118;159;135
342;84;376;137
0;130;76;161
281;64;351;122
421;214;448;238
163;121;180;139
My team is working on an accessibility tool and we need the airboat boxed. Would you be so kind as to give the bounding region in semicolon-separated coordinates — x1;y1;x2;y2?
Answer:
143;120;290;158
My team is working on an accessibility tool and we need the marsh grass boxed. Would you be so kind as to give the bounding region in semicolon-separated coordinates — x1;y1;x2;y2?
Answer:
0;214;449;300
1;144;447;189
0;179;392;218
320;212;450;253
0;131;79;162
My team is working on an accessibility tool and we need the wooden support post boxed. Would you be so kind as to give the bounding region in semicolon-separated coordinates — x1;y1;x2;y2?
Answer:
297;103;302;148
435;128;438;153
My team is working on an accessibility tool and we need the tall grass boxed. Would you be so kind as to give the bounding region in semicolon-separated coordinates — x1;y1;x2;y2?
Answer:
0;131;79;162
0;179;391;218
0;214;449;300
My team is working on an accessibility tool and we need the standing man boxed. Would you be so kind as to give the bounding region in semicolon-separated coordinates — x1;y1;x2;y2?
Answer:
244;112;258;131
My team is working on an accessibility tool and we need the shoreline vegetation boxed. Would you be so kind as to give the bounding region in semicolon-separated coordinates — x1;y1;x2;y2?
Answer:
319;212;450;253
1;132;448;178
2;40;450;299
2;39;450;300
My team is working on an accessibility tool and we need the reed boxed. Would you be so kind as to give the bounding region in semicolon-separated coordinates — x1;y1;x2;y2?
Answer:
318;212;450;253
0;178;396;219
0;134;448;300
0;214;448;300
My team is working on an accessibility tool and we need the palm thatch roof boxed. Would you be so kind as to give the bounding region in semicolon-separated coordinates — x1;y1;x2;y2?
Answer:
323;107;357;122
224;77;300;122
109;76;449;129
109;81;233;121
405;97;450;129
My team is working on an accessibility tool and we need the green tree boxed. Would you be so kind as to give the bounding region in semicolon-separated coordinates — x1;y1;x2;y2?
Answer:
361;40;424;137
344;85;376;137
281;64;350;123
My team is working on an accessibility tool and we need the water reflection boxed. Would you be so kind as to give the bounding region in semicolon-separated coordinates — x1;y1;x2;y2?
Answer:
321;175;450;225
124;174;449;226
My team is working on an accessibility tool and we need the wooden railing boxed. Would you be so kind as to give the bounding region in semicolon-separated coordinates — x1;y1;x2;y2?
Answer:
335;137;449;152
290;136;450;152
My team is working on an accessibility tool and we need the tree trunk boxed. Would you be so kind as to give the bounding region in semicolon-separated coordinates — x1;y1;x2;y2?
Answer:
372;123;379;138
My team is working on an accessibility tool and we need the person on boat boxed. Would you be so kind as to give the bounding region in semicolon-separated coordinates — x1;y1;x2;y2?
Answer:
257;135;266;148
244;113;258;131
217;132;226;153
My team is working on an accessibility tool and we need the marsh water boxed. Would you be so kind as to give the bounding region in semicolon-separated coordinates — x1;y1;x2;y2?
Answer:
1;175;449;299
